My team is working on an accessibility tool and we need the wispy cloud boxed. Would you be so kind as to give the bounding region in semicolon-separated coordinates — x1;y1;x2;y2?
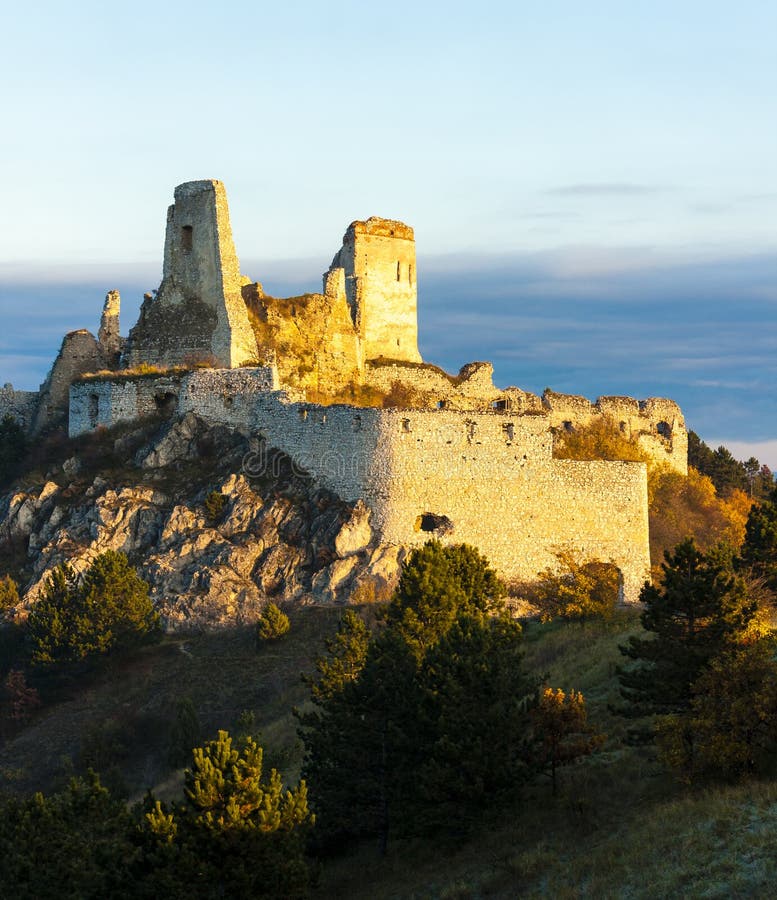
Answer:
543;183;672;197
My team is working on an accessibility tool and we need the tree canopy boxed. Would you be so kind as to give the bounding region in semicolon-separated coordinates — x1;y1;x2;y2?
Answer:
26;551;159;667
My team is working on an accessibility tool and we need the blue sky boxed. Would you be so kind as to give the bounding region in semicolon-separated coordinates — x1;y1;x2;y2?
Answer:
1;1;775;464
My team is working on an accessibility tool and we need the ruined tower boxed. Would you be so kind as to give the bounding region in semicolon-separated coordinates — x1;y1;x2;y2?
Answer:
125;180;258;369
98;290;122;366
324;217;421;364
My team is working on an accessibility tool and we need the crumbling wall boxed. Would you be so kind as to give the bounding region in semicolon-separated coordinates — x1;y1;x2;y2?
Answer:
0;384;39;429
543;389;688;474
125;180;258;369
325;217;421;364
69;374;186;436
33;330;105;432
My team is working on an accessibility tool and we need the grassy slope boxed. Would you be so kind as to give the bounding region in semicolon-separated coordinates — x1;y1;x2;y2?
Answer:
0;606;344;799
3;607;777;898
318;611;777;899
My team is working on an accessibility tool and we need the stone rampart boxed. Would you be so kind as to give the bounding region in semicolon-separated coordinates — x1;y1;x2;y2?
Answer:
168;375;651;601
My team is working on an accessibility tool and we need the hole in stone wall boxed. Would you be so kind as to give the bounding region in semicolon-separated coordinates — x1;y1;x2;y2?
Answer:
352;415;362;432
619;421;627;433
299;408;308;421
409;263;413;284
224;395;234;408
503;422;515;441
88;393;99;428
436;400;447;410
415;512;454;535
657;420;672;437
155;392;177;417
492;399;508;411
396;260;401;281
402;418;411;433
181;225;193;252
563;420;574;432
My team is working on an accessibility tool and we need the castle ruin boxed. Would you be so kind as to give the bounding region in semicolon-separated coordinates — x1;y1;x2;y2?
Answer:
1;179;691;603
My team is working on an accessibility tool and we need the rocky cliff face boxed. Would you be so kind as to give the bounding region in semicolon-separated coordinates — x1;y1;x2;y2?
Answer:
0;414;404;630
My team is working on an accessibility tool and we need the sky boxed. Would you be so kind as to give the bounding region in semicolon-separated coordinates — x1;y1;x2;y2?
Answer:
1;1;775;464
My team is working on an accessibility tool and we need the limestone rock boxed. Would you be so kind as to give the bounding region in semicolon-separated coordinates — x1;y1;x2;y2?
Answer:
334;500;372;558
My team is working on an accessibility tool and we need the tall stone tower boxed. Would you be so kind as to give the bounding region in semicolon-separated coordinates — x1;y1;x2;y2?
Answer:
324;217;421;363
125;180;258;369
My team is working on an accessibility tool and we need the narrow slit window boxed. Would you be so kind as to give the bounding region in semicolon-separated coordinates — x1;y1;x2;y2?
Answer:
396;260;401;281
182;225;193;251
408;263;413;284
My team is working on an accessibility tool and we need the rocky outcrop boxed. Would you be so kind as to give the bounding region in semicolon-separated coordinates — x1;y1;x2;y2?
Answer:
0;415;404;630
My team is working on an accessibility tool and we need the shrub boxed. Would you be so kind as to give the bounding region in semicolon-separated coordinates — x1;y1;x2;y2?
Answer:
204;490;227;523
0;574;20;619
0;415;27;488
530;552;620;622
256;603;290;643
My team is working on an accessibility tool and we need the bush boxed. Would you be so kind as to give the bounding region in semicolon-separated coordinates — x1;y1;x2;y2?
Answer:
0;574;20;620
27;551;160;667
204;490;227;523
167;697;202;768
530;552;620;622
256;603;290;643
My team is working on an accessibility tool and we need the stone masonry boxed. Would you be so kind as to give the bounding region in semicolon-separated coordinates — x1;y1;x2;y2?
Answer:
3;177;692;606
125;180;259;369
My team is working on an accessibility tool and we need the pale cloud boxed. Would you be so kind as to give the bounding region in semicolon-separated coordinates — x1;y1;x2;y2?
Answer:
543;183;672;197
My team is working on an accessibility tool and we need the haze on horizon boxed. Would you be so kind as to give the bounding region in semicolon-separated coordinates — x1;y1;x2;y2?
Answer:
1;0;775;464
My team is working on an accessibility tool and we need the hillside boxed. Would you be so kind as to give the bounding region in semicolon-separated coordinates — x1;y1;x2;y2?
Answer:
3;607;777;897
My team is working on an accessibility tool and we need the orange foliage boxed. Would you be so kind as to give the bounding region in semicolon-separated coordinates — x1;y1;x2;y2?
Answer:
649;466;752;575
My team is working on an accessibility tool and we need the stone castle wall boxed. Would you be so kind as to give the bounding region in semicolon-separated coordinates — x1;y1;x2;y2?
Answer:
167;370;651;601
543;390;688;474
69;366;279;438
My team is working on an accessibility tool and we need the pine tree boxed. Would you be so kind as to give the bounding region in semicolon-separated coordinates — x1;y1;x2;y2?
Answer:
618;538;756;722
0;574;19;619
27;551;159;667
143;730;313;898
167;697;202;768
305;609;370;703
738;484;777;593
384;540;505;659
256;602;290;643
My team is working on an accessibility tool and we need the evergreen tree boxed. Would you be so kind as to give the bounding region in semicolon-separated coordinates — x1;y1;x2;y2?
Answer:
738;484;777;593
301;543;535;848
0;573;20;619
412;615;539;833
618;539;756;722
27;551;159;667
384;540;505;659
256;602;290;643
0;772;137;900
305;608;370;703
142;730;313;898
167;696;202;768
